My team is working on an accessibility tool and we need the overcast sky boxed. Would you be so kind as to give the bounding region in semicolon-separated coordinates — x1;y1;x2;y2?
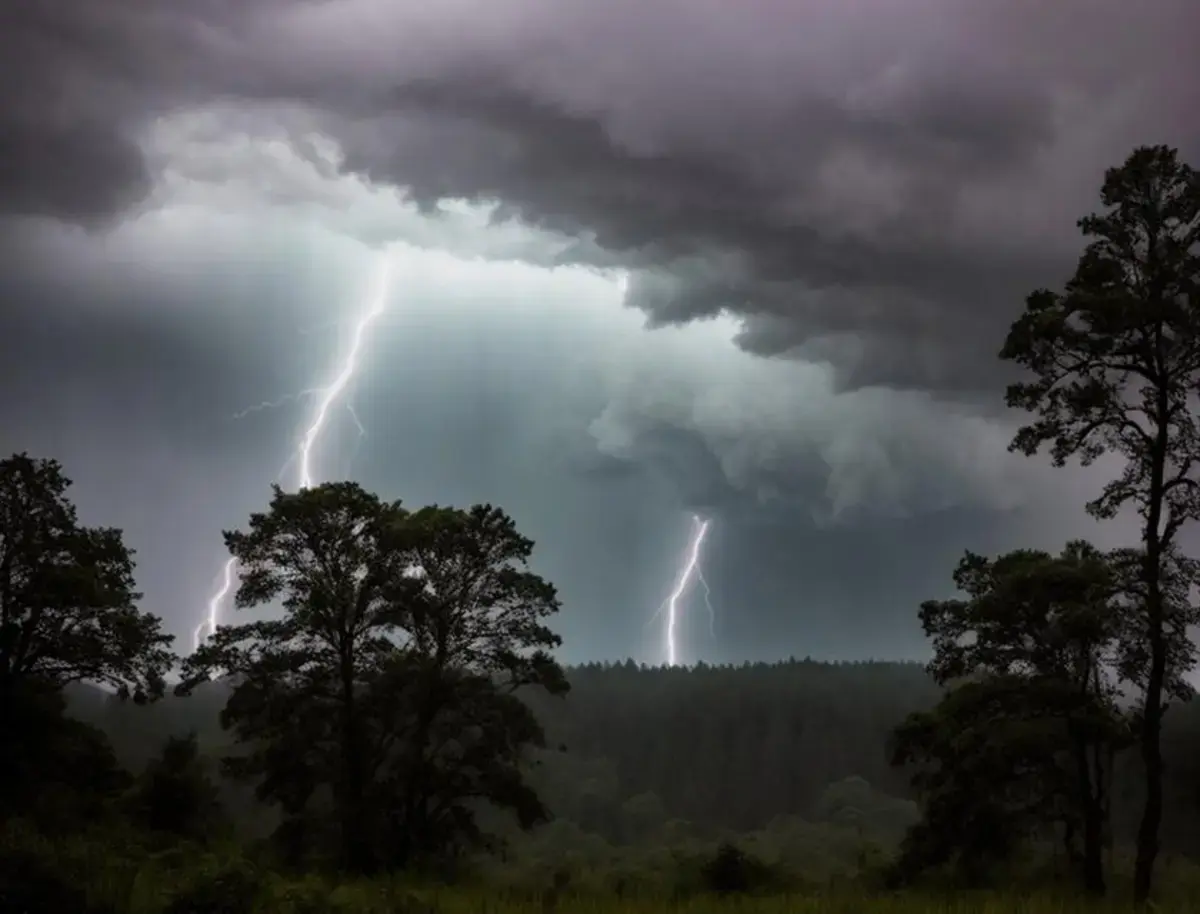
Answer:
1;0;1197;666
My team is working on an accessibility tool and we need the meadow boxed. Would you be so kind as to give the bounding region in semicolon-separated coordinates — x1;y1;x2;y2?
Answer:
8;817;1198;914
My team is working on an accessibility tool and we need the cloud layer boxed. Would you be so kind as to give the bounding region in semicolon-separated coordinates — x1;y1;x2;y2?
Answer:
4;0;1196;391
1;0;1194;663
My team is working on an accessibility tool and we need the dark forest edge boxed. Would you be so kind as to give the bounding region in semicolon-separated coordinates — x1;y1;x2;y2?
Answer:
1;144;1198;912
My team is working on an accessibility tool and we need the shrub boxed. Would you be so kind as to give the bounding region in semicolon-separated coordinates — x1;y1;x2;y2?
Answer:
700;841;756;894
0;842;115;914
164;861;263;914
268;876;333;914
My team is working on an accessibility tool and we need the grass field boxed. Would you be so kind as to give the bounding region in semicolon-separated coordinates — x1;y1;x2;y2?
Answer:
4;820;1197;914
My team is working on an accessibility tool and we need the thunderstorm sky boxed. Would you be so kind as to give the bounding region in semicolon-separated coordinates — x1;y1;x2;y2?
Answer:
0;1;1197;666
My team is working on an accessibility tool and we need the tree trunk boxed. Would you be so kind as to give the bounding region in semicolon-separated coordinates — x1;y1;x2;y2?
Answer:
1135;392;1169;906
1081;795;1106;896
1073;737;1106;896
339;653;370;873
1134;619;1165;904
399;671;442;864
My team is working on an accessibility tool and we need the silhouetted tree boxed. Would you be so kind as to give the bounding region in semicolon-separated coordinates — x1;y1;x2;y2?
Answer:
371;504;568;865
0;677;130;828
179;484;567;872
129;732;223;842
1000;144;1200;902
892;543;1132;893
0;453;174;699
701;842;752;894
0;453;171;825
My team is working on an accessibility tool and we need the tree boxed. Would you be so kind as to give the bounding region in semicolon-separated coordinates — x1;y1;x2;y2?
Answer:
368;504;569;866
891;544;1132;893
889;680;1049;888
178;484;567;873
0;677;131;827
999;144;1200;902
129;732;224;842
0;453;174;700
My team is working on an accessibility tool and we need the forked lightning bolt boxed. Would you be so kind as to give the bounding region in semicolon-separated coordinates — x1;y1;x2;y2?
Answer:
192;252;396;651
650;514;714;667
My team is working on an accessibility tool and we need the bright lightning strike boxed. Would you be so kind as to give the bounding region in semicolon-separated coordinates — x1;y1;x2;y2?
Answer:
696;564;716;639
650;514;713;667
296;256;394;491
193;557;235;653
192;251;396;652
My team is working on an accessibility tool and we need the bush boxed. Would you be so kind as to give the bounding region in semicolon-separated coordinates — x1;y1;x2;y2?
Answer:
268;876;333;914
164;861;263;914
0;843;115;914
700;841;757;894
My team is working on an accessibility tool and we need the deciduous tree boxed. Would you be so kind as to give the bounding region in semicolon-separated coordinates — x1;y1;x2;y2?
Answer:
129;732;224;842
892;543;1131;893
179;484;567;873
371;504;568;865
0;452;174;699
1000;145;1200;902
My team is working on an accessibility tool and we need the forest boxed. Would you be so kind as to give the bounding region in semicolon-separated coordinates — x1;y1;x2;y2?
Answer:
1;146;1198;913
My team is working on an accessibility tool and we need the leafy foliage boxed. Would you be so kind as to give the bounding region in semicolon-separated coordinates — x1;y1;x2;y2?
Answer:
0;839;116;914
892;544;1133;893
164;861;263;914
0;453;175;700
700;842;751;894
0;677;131;828
178;484;567;872
1000;143;1200;901
129;732;225;842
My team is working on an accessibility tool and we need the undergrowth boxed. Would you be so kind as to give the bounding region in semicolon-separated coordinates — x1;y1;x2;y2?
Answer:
2;820;1197;914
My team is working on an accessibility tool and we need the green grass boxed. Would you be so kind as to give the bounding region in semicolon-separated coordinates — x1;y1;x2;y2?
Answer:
3;820;1197;913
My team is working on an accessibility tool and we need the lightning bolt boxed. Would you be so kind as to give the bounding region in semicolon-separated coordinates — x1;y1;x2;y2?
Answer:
296;255;393;491
229;390;320;420
649;514;713;667
696;564;716;640
192;251;395;652
193;557;235;654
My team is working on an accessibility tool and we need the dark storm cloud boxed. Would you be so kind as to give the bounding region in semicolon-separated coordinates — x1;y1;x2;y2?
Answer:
2;1;197;222
1;0;1190;665
0;0;319;222
298;0;1200;392
4;0;1196;389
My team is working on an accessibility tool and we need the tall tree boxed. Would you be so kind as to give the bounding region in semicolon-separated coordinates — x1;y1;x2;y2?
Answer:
178;485;567;873
1000;145;1200;902
181;482;414;871
376;504;568;864
0;453;174;700
892;543;1131;892
129;732;224;842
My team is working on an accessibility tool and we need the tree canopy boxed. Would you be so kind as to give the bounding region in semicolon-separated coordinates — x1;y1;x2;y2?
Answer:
999;144;1200;902
0;453;174;701
893;544;1132;893
179;483;567;872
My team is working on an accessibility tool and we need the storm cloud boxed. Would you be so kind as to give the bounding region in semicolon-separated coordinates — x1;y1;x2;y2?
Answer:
4;0;1196;388
0;0;1192;663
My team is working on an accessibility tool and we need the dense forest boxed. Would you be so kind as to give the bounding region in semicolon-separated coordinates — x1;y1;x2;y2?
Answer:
1;146;1199;913
65;658;1200;860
